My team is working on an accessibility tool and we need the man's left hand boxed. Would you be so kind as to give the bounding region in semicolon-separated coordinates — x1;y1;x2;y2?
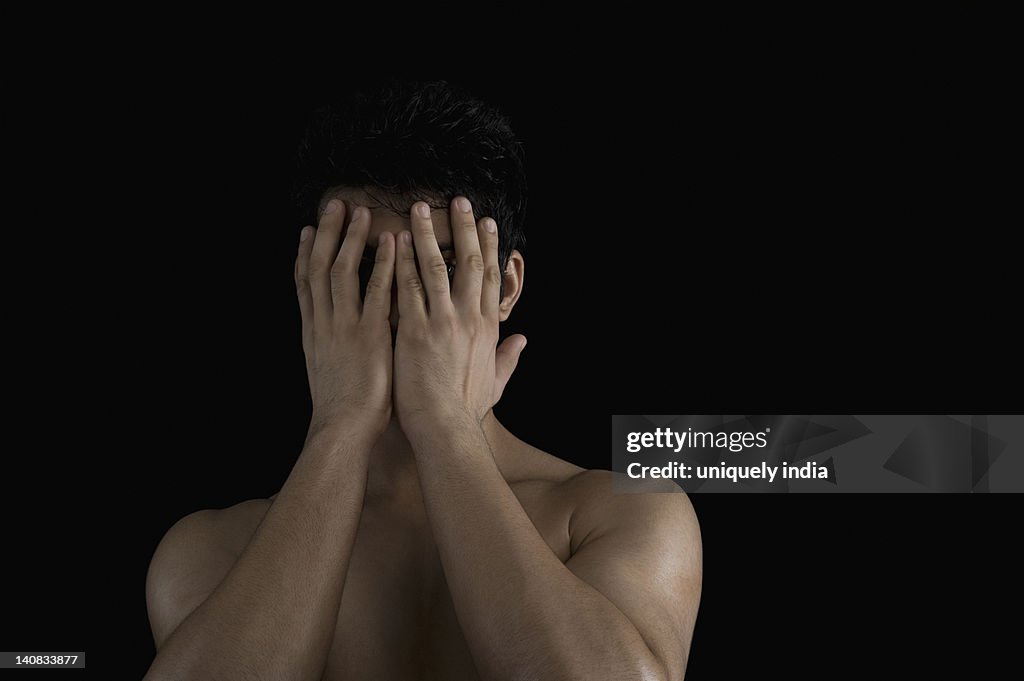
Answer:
392;197;526;439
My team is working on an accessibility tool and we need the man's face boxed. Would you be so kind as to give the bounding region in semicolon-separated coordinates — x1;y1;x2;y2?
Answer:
318;188;457;333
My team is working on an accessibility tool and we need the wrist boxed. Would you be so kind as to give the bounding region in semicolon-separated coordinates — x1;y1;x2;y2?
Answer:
402;408;482;450
305;413;383;453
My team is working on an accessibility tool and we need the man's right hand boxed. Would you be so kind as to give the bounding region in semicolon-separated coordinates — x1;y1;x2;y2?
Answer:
148;206;391;678
295;200;396;438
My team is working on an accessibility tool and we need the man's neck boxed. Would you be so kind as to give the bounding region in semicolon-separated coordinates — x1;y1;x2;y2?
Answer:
364;410;513;502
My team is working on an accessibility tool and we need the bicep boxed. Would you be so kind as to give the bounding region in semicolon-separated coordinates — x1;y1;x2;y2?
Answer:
565;489;702;679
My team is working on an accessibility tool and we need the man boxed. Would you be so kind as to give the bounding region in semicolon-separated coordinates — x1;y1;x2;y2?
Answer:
144;81;702;681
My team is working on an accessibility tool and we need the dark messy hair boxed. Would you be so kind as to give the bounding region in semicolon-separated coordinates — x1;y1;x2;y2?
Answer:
292;80;527;270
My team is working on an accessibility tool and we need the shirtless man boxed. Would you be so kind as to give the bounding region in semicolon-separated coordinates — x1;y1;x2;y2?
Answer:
144;82;702;681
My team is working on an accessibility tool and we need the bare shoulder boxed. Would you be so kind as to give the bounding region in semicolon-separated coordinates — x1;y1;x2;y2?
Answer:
558;469;701;555
503;438;700;550
506;430;701;559
145;498;272;648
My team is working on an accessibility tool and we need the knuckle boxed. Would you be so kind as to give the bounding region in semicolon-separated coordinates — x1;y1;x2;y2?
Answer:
330;274;350;293
404;274;423;292
428;260;450;277
364;276;387;299
331;258;350;276
465;254;485;273
410;326;430;343
485;266;502;286
309;258;330;277
437;316;459;337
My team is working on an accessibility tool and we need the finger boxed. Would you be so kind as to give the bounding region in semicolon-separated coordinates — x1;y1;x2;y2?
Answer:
362;231;395;323
331;205;370;319
493;334;527;405
409;201;453;312
294;226;315;360
478;217;501;320
309;199;346;326
395;230;427;321
450;196;485;308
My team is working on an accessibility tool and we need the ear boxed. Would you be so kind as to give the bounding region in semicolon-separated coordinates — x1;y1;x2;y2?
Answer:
498;249;524;322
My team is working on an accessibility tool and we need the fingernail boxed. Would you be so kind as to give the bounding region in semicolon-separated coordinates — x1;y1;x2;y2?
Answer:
520;337;528;351
351;206;363;221
300;227;311;242
456;197;471;213
416;203;431;218
324;200;339;215
401;231;412;245
483;218;497;233
378;232;387;247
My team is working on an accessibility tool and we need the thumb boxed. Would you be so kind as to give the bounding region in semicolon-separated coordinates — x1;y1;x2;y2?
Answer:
492;334;527;406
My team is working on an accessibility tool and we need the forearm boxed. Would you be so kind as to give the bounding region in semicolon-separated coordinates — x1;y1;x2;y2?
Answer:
411;419;662;681
146;423;374;681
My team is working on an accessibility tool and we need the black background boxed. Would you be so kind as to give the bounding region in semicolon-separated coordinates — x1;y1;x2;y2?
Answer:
8;54;1018;677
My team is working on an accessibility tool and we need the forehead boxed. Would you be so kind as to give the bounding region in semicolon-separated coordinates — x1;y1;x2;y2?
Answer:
320;186;453;248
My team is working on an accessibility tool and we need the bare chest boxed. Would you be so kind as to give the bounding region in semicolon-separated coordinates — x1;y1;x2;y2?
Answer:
322;487;572;681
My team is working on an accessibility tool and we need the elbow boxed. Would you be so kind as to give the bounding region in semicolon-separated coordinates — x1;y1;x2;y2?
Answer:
614;642;671;681
636;657;670;681
626;649;673;681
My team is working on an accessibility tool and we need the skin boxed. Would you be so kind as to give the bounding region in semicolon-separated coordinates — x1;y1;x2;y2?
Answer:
144;192;702;681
